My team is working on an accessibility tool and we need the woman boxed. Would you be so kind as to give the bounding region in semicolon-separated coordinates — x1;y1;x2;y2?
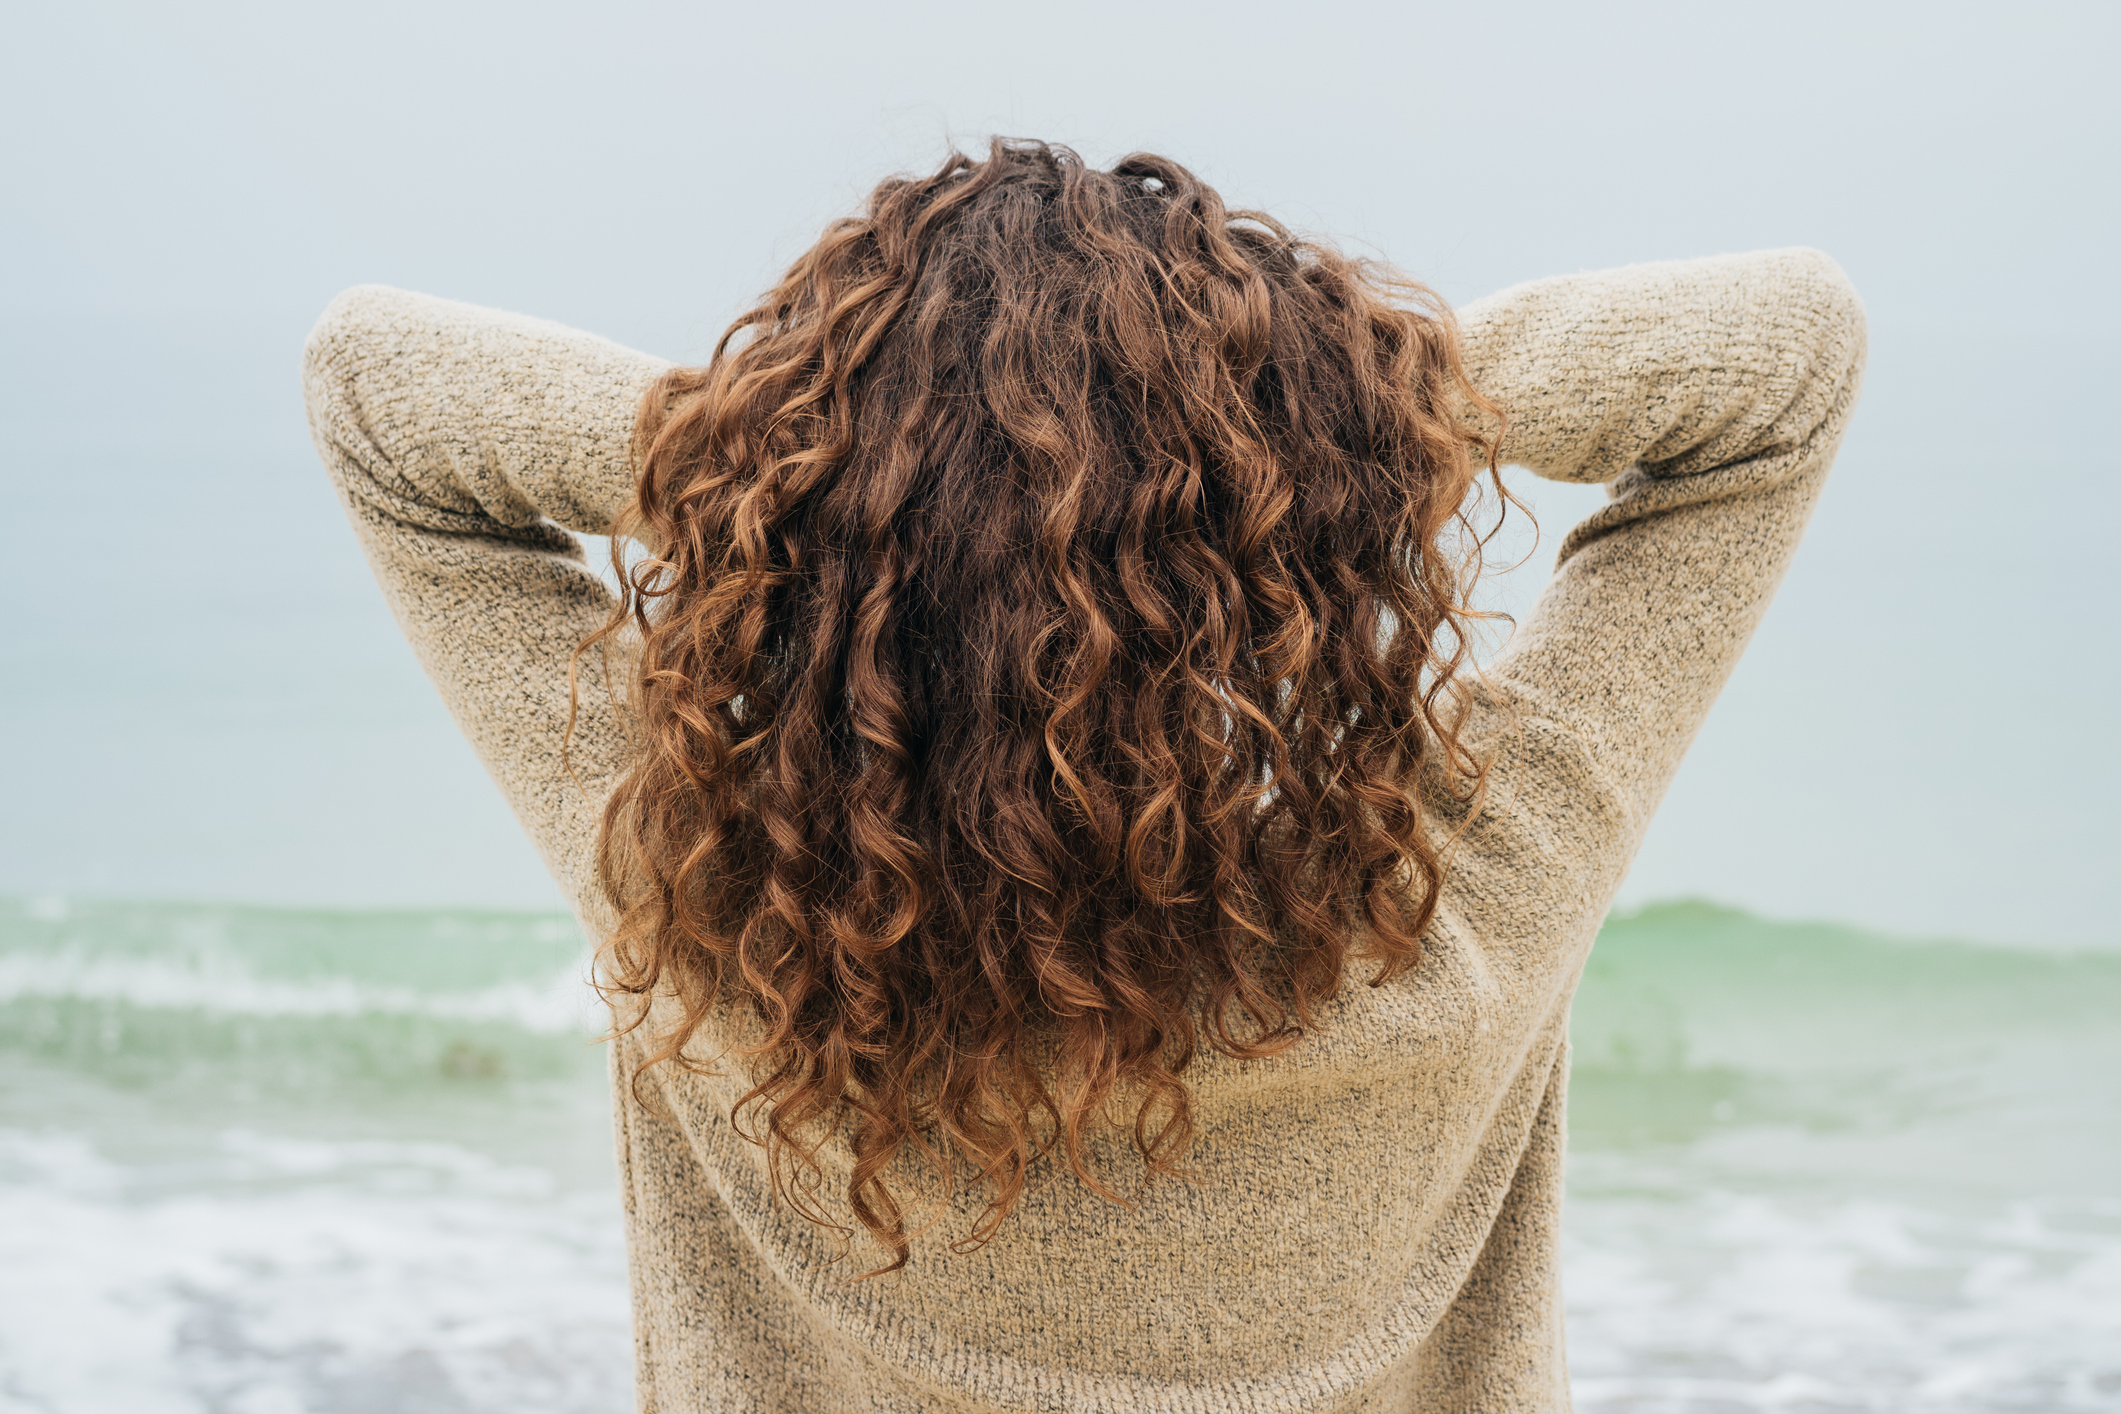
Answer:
303;140;1864;1412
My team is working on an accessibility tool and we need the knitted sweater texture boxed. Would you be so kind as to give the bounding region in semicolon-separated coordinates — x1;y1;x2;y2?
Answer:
302;249;1866;1413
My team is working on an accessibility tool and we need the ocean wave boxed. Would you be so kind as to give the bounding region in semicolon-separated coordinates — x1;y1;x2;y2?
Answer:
0;895;602;1034
0;948;600;1034
1565;1178;2121;1411
0;1127;631;1414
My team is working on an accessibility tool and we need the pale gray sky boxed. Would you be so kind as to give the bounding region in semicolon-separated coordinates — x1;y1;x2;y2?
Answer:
2;0;2115;943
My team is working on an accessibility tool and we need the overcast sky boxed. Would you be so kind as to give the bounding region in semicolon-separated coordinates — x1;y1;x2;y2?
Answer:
2;0;2115;944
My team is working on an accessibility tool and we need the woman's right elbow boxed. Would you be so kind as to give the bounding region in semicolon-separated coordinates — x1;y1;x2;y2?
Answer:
1783;248;1869;387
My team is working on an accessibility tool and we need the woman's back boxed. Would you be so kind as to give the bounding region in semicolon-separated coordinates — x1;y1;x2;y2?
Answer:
301;144;1865;1412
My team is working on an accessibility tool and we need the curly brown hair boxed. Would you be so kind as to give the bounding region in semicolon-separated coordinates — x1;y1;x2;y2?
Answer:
586;138;1504;1271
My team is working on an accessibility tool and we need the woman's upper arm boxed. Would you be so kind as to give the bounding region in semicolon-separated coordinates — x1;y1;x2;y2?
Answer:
1461;249;1868;832
302;285;664;538
301;286;672;919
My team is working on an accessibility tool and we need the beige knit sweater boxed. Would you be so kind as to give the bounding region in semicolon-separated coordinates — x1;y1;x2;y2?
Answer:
303;248;1865;1413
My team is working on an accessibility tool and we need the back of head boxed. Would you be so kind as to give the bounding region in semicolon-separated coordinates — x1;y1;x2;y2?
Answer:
595;138;1499;1268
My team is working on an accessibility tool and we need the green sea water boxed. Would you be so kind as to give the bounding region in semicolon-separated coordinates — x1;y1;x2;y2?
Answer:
1;895;2116;1411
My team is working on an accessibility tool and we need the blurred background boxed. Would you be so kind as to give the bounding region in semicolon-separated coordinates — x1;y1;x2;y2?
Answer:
2;1;2115;1410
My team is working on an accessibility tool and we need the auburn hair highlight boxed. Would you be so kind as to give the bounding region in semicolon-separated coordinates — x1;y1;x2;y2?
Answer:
586;139;1505;1271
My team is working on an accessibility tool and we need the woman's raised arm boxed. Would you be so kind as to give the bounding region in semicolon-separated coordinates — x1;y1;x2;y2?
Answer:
302;287;671;919
1459;248;1868;835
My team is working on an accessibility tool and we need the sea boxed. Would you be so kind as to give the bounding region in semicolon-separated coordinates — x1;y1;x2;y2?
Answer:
0;894;2116;1413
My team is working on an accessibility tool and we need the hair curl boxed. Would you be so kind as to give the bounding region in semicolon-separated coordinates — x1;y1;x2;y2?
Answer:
585;139;1505;1271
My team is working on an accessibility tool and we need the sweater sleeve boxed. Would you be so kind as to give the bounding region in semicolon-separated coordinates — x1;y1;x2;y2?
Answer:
301;285;672;922
1457;249;1867;832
